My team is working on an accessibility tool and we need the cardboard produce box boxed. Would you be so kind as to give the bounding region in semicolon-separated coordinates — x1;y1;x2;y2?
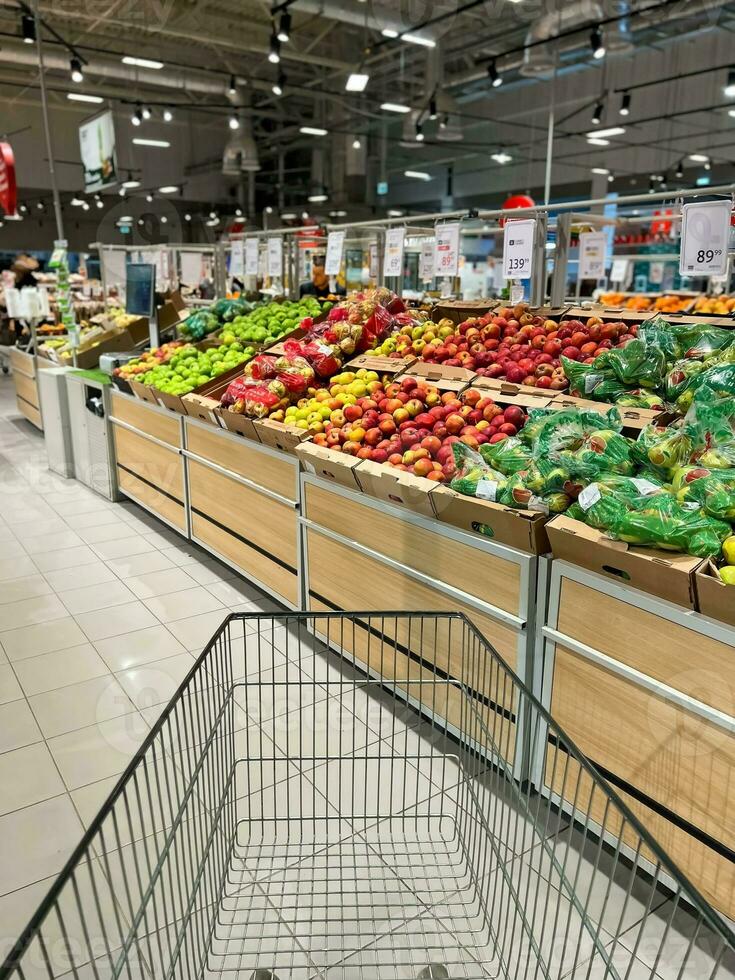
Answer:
354;460;436;517
400;360;475;393
694;561;735;628
548;393;664;433
547;514;702;609
563;306;654;326
157;291;191;332
254;418;312;454
431;485;550;554
469;377;557;412
431;299;497;325
296;442;363;490
345;353;416;376
42;316;150;370
217;409;262;440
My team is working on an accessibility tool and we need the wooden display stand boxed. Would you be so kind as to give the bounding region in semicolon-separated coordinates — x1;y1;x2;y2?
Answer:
537;558;735;919
10;347;44;429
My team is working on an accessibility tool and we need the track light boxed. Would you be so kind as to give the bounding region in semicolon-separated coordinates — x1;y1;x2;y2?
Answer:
229;114;240;130
235;208;243;217
352;137;361;149
704;160;712;171
21;13;35;43
272;71;285;96
725;68;735;98
184;213;192;221
619;91;631;116
415;121;424;142
590;27;605;60
146;193;154;202
163;107;173;122
488;59;502;88
269;35;280;64
675;159;684;178
141;105;151;120
70;57;83;83
132;104;142;126
36;201;44;211
592;102;604;125
277;11;291;42
428;96;437;120
228;74;236;96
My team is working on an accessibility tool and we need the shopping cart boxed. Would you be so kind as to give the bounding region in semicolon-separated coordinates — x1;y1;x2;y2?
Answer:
2;612;733;980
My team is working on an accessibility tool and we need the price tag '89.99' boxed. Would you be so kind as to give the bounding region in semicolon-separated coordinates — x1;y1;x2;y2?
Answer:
679;199;731;278
502;218;536;281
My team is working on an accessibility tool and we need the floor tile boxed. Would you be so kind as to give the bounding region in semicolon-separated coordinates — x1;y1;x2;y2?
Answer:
106;550;176;578
115;652;194;709
0;593;69;631
0;742;66;816
91;535;153;560
23;529;84;555
11;518;68;540
13;643;109;697
123;566;197;600
74;600;159;641
58;580;135;615
0;616;88;662
77;521;134;544
165;609;231;649
94;624;186;672
43;560;117;592
0;875;55;961
0;699;42;753
0;538;26;557
70;775;119;830
64;508;128;531
48;713;150;790
159;543;210;566
0;554;37;582
143;586;224;623
32;544;99;572
143;526;185;549
0;663;22;704
205;577;265;606
182;557;237;587
29;674;135;738
0;573;52;605
0;794;83;894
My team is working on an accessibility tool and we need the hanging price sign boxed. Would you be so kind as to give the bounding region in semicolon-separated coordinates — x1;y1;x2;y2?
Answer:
229;240;244;278
266;237;283;278
419;240;436;282
434;222;460;277
610;258;630;284
324;231;345;276
383;227;405;277
680;199;731;278
578;231;607;280
245;238;259;276
502;218;536;280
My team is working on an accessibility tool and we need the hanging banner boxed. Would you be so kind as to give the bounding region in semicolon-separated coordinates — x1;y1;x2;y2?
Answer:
502;218;536;280
0;142;17;216
680;199;731;278
245;238;259;276
578;231;607;280
383;227;405;278
419;240;436;282
230;240;244;278
79;110;117;193
324;230;346;276
267;236;283;278
434;222;460;277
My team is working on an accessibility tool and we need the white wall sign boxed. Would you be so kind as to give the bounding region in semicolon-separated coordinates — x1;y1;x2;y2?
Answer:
680;199;731;278
245;238;259;276
578;231;607;280
434;222;460;277
79;110;117;192
267;237;283;278
324;231;346;276
230;240;244;278
383;227;405;277
419;240;436;282
502;218;536;280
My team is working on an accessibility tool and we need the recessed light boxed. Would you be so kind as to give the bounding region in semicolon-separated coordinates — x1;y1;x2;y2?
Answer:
122;56;163;69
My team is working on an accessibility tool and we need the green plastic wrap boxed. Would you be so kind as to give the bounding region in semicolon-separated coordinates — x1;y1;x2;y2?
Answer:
449;443;507;500
612;499;730;557
633;423;693;477
479;437;533;474
519;408;556;445
592;337;668;388
533;408;622;458
674;466;735;520
675;363;735;412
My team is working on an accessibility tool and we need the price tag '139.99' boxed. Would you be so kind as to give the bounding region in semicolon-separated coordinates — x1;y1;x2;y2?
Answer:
502;218;536;281
679;199;731;278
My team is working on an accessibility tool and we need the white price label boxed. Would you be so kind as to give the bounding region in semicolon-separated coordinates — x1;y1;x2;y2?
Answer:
503;218;536;281
648;261;664;285
368;243;378;279
266;237;283;278
245;239;259;276
610;258;629;285
631;478;660;496
419;240;436;282
230;241;244;278
324;231;345;276
578;483;601;511
383;227;405;278
434;222;460;277
476;479;498;502
680;199;731;278
578;231;607;281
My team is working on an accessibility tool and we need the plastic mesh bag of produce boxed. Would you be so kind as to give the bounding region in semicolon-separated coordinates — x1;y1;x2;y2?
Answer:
519;408;557;445
449;442;507;500
573;428;635;477
244;354;278;380
495;472;568;514
561;358;635;402
664;321;735;360
478;436;533;474
684;386;735;469
358;304;394;353
573;474;663;532
220;377;280;417
615;389;666;410
611;496;731;557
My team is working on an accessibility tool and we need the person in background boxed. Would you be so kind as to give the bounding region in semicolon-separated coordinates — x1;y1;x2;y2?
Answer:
12;254;39;290
299;256;346;298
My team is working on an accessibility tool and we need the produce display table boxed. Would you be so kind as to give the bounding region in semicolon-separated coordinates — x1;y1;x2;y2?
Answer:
10;347;44;429
537;558;735;918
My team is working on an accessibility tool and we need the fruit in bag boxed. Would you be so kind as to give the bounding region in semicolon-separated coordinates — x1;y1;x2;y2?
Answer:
449;442;507;499
479;436;533;474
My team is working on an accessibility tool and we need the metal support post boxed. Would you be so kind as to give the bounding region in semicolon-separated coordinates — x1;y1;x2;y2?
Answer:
550;212;572;308
531;212;548;307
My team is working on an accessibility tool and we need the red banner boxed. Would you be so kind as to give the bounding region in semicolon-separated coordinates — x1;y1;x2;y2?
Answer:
0;142;17;216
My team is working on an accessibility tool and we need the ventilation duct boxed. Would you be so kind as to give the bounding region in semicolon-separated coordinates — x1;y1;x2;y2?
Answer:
400;110;423;148
435;93;463;142
520;0;604;78
222;112;259;174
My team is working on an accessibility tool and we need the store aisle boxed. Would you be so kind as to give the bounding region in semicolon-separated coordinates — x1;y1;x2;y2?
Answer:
0;376;279;946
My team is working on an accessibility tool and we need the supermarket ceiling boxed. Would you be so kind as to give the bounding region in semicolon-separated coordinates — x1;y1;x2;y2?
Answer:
2;0;735;214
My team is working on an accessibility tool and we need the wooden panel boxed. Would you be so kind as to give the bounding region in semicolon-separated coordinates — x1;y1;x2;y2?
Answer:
192;513;297;606
113;426;184;502
557;579;734;716
14;372;39;409
188;460;297;571
550;645;734;848
9;348;35;377
111;392;181;448
305;483;524;618
308;598;516;765
16;397;42;429
306;528;518;715
185;422;297;501
118;468;186;531
544;746;735;920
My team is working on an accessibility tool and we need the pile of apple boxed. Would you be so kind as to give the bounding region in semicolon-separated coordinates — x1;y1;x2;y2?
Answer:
417;306;638;390
311;376;526;481
370;318;455;358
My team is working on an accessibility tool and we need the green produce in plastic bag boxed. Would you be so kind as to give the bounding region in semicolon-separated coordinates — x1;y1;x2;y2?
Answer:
534;408;622;459
576;429;635;476
611;497;730;557
479;436;533;474
497;472;552;513
593;337;668;388
665;322;735;360
674;466;735;520
615;389;666;410
519;408;556;445
685;388;735;470
676;363;735;412
633;423;693;477
450;443;507;500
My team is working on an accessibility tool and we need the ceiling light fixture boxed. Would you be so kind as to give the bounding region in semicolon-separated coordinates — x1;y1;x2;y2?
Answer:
146;193;154;202
132;104;142;126
402;33;436;47
272;72;285;96
95;196;104;209
704;160;712;171
118;187;126;197
488;59;502;88
67;93;103;104
184;213;192;221
228;74;237;95
21;13;35;43
277;11;291;42
70;57;83;83
387;208;404;217
380;102;411;113
352;137;362;149
591;167;610;175
590;26;605;60
415;122;424;142
209;210;217;219
346;72;369;92
160;215;167;223
70;196;84;206
329;209;347;217
300;125;328;135
159;185;179;193
163;108;173;122
122;173;140;189
491;151;512;164
586;126;625;138
141;105;151;120
235;208;243;217
381;28;399;38
591;102;604;125
308;193;328;203
689;153;709;162
133;138;170;147
281;212;297;220
587;137;610;146
122;55;163;69
725;67;735;97
268;35;280;64
229;114;240;130
675;159;684;178
619;91;631;116
428;96;438;120
404;169;431;180
36;201;44;210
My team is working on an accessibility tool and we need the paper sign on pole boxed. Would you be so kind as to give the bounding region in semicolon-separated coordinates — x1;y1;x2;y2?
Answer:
434;223;460;277
267;237;283;278
610;258;630;284
102;248;126;295
502;218;536;280
578;231;607;280
230;240;244;278
368;243;378;279
180;252;203;286
419;240;436;282
680;199;731;278
245;239;259;276
383;227;405;278
325;231;346;276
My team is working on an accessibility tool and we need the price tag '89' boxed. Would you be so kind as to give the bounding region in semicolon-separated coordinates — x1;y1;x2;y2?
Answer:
679;199;731;278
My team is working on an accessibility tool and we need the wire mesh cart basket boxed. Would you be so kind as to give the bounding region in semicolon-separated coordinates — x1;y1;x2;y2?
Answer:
2;612;733;980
